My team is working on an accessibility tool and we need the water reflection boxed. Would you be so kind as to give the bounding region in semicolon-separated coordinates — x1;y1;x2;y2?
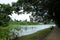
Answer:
9;24;55;37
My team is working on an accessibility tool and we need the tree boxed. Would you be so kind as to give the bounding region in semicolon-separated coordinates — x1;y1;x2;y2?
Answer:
12;0;48;22
12;0;50;22
42;0;60;27
12;0;60;27
0;4;13;26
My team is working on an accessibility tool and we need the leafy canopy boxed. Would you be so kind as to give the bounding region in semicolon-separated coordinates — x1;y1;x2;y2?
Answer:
0;4;13;26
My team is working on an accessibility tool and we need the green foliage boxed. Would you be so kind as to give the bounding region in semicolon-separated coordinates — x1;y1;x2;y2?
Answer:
20;21;39;25
12;0;60;27
0;27;10;40
43;0;60;27
0;0;59;26
9;20;39;25
12;0;52;23
0;4;13;14
0;4;13;26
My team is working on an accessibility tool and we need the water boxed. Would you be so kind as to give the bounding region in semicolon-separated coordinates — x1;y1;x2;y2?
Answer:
9;24;55;37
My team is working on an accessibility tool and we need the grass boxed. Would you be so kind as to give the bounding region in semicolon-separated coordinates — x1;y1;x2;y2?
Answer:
13;28;52;40
0;27;10;40
0;23;20;40
9;21;40;25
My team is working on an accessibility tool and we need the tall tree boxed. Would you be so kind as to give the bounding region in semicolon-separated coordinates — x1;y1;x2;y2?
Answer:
43;0;60;27
12;0;49;22
0;4;13;26
12;0;60;27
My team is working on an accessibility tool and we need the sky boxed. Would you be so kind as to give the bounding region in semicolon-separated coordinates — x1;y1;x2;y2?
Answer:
0;0;31;21
0;0;17;5
9;11;31;21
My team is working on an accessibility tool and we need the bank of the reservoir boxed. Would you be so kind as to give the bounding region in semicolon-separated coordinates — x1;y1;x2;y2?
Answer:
14;28;52;40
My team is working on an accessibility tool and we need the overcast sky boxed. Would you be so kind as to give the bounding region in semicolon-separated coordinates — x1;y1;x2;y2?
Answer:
9;12;31;21
0;0;31;21
0;0;17;4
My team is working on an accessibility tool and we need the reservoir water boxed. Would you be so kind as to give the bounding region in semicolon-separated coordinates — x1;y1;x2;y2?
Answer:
10;24;55;37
